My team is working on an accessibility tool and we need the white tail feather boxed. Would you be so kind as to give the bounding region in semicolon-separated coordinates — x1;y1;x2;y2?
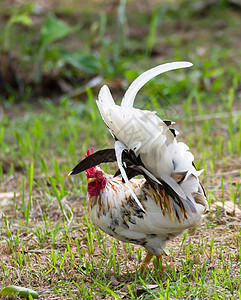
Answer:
98;85;115;106
115;141;145;211
96;61;207;214
121;61;193;108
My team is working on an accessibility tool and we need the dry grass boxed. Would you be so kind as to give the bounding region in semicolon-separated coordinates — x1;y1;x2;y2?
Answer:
0;0;241;298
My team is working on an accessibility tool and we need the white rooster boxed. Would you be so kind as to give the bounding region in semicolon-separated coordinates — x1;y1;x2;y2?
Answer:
70;62;207;272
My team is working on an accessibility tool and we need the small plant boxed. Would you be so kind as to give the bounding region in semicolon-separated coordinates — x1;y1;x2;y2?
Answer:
0;1;241;298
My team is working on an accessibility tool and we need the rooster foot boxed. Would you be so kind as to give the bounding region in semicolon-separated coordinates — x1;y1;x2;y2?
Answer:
156;254;177;272
126;252;177;275
137;252;154;273
124;252;153;275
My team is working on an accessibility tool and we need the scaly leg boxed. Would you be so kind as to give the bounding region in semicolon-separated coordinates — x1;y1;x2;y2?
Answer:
137;252;154;273
156;253;177;271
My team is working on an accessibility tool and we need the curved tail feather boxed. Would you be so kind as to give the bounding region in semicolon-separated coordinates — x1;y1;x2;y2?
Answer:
121;61;193;108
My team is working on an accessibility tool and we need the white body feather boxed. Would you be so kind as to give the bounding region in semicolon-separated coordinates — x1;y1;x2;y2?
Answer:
88;175;204;257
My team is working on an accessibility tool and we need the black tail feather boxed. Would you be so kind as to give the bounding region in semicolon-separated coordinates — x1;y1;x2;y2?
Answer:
69;148;116;175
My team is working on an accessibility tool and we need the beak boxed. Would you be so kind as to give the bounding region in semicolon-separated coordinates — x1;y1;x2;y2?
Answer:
88;178;96;184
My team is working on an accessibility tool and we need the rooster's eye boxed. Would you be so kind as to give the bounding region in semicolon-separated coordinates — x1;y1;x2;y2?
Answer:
97;172;102;176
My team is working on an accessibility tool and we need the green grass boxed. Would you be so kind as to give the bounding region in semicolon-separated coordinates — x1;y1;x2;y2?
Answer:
0;0;241;299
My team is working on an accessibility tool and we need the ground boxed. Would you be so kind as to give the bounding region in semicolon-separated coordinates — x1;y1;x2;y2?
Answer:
0;0;241;299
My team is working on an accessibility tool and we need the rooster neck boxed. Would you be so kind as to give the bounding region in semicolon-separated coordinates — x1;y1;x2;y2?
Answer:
87;177;121;217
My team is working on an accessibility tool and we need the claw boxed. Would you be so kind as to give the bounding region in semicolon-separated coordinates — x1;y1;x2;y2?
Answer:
160;261;177;271
156;254;177;271
125;252;177;275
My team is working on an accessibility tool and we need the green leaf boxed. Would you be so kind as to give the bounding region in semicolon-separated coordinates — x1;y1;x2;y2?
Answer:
60;51;100;74
41;15;79;46
0;285;38;298
124;69;139;82
103;287;122;300
8;13;32;27
4;13;32;50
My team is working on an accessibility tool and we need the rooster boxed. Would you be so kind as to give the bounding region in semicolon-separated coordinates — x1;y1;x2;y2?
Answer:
69;62;207;272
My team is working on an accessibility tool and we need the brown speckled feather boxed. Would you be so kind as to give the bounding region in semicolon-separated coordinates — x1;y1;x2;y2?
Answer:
88;172;207;257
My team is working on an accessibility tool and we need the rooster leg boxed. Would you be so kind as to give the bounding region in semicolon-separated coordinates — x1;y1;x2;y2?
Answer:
156;254;177;271
137;252;154;273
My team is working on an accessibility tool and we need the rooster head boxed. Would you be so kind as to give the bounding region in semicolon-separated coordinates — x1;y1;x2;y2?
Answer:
85;149;107;197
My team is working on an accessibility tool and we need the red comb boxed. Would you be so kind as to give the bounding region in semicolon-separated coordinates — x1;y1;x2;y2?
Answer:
86;148;94;157
85;148;96;178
